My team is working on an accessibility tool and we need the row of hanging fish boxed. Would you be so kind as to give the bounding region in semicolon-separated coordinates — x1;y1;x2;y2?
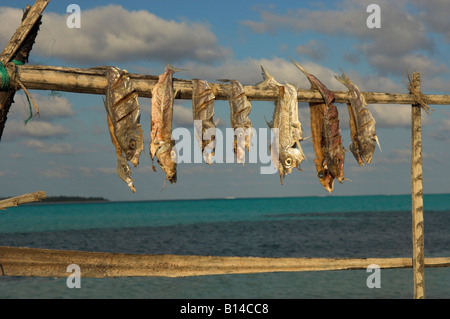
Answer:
103;61;380;194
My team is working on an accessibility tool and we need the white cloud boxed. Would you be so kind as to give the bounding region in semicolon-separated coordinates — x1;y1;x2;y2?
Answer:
38;163;71;178
241;1;439;76
0;5;230;65
185;57;341;89
174;104;193;126
11;93;75;120
23;139;77;154
3;120;69;141
296;40;327;61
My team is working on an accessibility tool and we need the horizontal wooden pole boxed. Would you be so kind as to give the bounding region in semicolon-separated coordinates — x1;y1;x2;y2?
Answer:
1;246;449;278
0;191;46;210
9;65;450;105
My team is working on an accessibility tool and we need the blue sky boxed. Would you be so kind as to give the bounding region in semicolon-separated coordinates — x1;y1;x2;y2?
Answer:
0;0;449;201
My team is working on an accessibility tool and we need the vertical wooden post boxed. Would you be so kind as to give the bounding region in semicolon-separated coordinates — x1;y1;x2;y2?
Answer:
410;72;425;299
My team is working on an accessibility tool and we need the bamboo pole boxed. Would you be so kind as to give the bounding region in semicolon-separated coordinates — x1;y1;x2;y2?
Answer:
410;72;425;299
6;65;450;105
0;191;46;210
0;0;49;65
0;2;46;141
1;246;449;278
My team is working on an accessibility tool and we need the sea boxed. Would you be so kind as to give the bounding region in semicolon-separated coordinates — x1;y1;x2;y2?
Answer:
0;194;449;299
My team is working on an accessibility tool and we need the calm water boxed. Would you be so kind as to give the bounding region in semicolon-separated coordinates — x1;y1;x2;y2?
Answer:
0;194;449;299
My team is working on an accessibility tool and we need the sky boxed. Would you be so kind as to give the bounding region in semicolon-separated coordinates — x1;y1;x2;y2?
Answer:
0;0;449;202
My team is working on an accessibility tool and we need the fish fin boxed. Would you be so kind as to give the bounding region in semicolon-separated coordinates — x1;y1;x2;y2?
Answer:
264;116;272;129
160;178;167;192
375;135;382;152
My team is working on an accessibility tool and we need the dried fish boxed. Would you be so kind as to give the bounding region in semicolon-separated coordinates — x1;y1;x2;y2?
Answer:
257;66;306;184
219;79;253;164
104;66;144;192
335;69;381;165
150;64;180;185
192;79;217;165
291;60;346;192
106;115;136;193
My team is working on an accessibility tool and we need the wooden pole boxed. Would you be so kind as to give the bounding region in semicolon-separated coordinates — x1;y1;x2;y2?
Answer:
0;1;47;141
0;246;449;278
0;191;46;210
0;0;49;65
5;65;450;105
410;72;425;299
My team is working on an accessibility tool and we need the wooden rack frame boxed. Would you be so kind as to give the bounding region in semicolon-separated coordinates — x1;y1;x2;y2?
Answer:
0;0;449;299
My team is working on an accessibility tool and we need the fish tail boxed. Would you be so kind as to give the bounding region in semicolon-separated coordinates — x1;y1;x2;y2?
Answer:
290;58;309;77
165;63;184;73
255;66;280;88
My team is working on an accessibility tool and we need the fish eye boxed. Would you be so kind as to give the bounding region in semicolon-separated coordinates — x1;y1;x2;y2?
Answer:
285;158;292;167
318;171;324;178
238;132;243;138
170;150;177;159
129;139;136;150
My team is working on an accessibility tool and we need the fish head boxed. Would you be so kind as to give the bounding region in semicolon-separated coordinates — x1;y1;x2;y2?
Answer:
327;148;346;183
122;126;144;167
279;147;305;179
359;136;377;164
156;141;177;184
317;169;335;193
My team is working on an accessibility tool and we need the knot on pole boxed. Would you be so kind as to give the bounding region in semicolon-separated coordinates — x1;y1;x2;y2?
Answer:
2;61;40;123
0;60;23;91
408;73;433;116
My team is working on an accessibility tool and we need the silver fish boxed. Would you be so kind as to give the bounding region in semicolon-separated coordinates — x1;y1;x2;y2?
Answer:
192;79;217;165
150;64;180;185
335;69;381;165
104;66;144;168
219;79;253;164
106;114;136;193
104;66;143;192
257;66;306;184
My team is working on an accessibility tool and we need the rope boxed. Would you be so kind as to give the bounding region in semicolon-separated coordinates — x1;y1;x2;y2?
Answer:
0;60;39;124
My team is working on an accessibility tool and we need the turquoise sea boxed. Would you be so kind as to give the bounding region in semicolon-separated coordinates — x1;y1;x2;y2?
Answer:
0;194;449;299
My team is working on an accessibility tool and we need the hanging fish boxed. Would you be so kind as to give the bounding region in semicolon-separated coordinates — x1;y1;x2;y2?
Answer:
150;64;180;185
219;79;253;164
104;66;144;192
192;79;217;165
257;66;306;184
106;115;136;193
291;60;346;192
335;69;381;166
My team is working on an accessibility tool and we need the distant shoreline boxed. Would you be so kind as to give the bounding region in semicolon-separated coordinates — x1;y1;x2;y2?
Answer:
37;196;109;204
